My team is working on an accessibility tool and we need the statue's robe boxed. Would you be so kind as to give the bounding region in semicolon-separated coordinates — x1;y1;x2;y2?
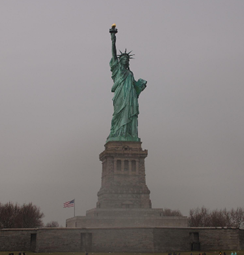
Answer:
107;57;147;142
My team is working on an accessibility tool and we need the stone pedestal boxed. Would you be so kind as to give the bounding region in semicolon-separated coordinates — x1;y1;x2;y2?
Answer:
97;141;151;209
66;141;188;228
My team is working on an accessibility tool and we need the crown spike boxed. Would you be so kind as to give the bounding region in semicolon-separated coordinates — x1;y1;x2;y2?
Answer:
118;49;135;60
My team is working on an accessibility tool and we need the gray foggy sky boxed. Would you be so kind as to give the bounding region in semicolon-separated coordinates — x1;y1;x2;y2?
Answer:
1;0;244;226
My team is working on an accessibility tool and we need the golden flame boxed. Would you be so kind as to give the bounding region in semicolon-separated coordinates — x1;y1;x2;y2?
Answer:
112;23;116;28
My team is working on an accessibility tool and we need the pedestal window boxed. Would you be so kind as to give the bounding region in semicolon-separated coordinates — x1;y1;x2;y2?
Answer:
117;160;121;171
124;160;129;171
131;160;136;172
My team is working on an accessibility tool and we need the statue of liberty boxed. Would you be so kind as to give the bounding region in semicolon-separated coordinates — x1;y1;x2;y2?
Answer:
107;24;147;142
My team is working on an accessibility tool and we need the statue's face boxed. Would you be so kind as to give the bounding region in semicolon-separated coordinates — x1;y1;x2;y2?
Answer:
120;56;129;67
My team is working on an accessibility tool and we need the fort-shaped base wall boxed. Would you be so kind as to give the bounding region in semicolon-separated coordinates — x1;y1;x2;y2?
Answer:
0;227;243;252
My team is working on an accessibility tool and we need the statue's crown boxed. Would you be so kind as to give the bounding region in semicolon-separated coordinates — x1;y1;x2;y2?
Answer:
118;49;134;59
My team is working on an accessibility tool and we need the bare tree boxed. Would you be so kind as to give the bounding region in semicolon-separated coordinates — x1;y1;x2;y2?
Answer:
0;202;20;228
162;208;183;216
188;207;210;227
188;207;244;228
0;202;44;228
45;221;59;227
20;203;44;228
209;209;231;227
229;207;244;228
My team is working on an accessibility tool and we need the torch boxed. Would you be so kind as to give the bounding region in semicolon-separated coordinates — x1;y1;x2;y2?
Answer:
109;23;117;34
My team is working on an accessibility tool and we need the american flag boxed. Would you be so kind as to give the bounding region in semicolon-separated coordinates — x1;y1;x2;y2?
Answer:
63;199;75;208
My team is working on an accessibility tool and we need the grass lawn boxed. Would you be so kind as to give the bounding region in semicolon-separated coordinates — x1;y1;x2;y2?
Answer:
0;252;243;255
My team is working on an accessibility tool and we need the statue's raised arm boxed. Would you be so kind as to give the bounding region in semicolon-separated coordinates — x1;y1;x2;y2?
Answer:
109;24;117;60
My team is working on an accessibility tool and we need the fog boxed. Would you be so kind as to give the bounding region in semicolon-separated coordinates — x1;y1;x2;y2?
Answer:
0;0;244;226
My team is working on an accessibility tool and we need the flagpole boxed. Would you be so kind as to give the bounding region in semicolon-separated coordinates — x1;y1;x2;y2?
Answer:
74;199;75;217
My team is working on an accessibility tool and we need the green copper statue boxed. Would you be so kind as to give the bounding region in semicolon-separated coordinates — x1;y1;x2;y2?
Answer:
107;24;147;142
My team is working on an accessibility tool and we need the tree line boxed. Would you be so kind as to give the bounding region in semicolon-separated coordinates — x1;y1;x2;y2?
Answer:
1;202;243;228
0;202;59;228
188;206;244;228
161;207;244;228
